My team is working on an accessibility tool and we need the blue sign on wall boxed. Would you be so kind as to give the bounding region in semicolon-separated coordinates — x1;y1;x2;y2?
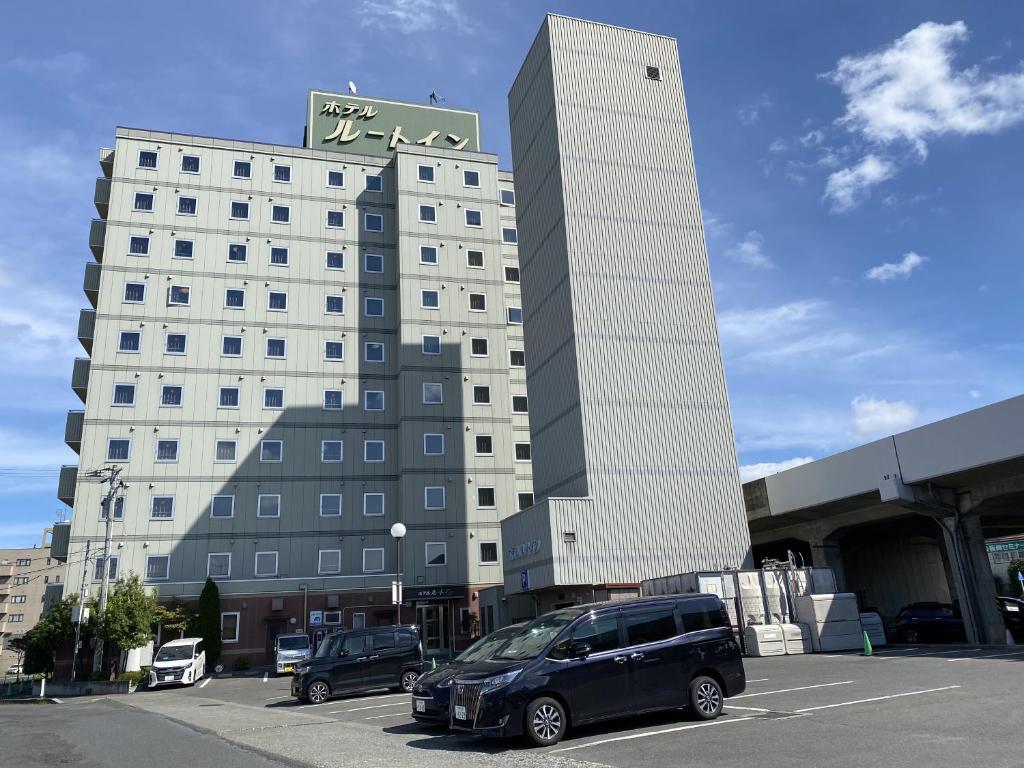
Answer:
520;570;529;591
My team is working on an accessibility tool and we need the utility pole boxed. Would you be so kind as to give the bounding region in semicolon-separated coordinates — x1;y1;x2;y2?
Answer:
71;540;91;682
89;466;124;674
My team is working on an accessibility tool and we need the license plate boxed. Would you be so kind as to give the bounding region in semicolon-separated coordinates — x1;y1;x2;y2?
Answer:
283;666;293;673
164;676;173;681
454;705;467;720
415;700;426;713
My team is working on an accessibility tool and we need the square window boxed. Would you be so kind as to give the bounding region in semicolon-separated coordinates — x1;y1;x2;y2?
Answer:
156;439;179;462
421;335;441;356
363;492;385;516
258;495;281;518
463;169;480;188
477;487;496;508
480;542;499;564
425;542;447;567
502;227;518;244
161;385;183;407
128;235;150;256
219;387;240;408
515;442;532;461
323;390;344;410
168;285;190;306
646;65;662;81
364;390;384;411
222;336;242;357
260;440;283;462
151;496;175;519
181;154;200;174
118;331;141;352
325;295;345;315
221;611;240;642
473;385;491;405
364;342;384;363
423;433;444;455
364;213;383;232
268;291;288;311
165;333;187;355
230;201;250;220
133;192;154;211
466;250;484;268
319;550;341;575
233;160;251;179
500;188;516;206
266;337;286;358
100;497;124;522
274;164;291;182
475;435;493;456
177;196;197;216
227;243;247;263
326;210;345;228
418;204;436;223
146;555;170;581
512;395;529;413
424;486;445;510
364;252;384;273
507;306;523;325
326;169;345;188
324;341;345;361
93;556;119;581
518;492;534;510
215;440;237;463
210;495;234;519
421;290;440;309
471;337;488;356
363;440;385;462
365;174;383;192
224;288;246;308
363;548;384;572
326;250;344;270
320;494;342;517
272;205;290;224
174;239;194;259
418;164;435;182
270;246;289;265
468;293;486;311
112;383;136;406
504;266;521;283
208;553;231;579
123;282;146;303
509;349;526;367
264;388;284;409
420;245;438;265
254;551;278;577
137;150;158;169
364;297;384;317
422;382;443;405
464;209;482;227
321;440;343;462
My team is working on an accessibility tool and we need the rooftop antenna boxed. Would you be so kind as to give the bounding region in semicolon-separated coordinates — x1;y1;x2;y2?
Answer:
429;90;445;105
348;81;358;95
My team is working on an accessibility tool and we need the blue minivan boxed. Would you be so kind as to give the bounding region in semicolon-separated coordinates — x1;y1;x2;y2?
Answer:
448;594;745;746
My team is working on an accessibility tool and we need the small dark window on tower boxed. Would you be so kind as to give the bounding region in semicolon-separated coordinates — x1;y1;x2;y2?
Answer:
646;65;661;81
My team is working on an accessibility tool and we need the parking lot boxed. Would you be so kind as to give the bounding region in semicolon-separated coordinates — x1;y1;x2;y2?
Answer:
102;645;1024;768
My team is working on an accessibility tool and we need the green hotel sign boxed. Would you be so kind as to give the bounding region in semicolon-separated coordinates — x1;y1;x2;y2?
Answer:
307;90;480;158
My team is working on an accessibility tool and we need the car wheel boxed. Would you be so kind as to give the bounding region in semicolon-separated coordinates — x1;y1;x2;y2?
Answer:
903;628;921;644
306;680;331;704
689;675;723;720
400;670;419;692
524;697;567;747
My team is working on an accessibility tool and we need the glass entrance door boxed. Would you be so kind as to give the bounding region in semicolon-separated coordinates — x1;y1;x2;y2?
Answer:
417;605;447;654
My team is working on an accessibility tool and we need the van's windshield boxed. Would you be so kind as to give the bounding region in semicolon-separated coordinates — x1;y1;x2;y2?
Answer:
492;613;578;661
315;634;343;659
277;636;310;651
155;645;193;662
456;624;523;663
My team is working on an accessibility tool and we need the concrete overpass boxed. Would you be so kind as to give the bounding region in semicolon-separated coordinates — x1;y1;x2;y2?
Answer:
743;395;1024;645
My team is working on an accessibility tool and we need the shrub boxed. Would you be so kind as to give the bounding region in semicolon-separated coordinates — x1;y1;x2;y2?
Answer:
232;656;251;672
118;670;149;687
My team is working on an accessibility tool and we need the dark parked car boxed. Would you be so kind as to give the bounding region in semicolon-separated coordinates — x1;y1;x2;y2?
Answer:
448;594;745;746
291;625;423;704
996;596;1024;642
894;602;967;643
412;623;525;723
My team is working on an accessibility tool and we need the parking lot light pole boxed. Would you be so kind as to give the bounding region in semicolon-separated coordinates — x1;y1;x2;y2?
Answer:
390;523;406;625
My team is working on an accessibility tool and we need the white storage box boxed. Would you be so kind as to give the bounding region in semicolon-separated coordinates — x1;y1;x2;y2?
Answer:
795;593;860;624
859;612;887;647
743;624;786;657
780;623;812;654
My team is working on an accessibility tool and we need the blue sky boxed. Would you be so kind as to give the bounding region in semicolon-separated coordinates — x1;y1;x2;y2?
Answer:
2;1;1023;546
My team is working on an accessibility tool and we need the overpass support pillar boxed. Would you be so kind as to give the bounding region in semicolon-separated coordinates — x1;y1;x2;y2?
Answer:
938;512;1005;645
809;530;847;592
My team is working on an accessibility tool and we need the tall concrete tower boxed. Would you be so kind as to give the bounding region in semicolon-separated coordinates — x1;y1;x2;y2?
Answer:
501;15;752;605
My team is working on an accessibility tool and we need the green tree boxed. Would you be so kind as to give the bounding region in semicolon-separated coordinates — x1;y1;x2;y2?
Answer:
99;575;156;680
197;577;222;665
19;596;79;675
1009;558;1024;597
153;597;193;640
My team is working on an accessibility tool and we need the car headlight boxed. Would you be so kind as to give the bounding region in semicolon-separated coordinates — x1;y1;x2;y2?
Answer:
295;666;311;676
437;677;453;689
479;669;522;692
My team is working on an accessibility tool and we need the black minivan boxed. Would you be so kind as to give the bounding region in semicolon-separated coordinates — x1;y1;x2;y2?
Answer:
448;595;745;746
291;625;423;704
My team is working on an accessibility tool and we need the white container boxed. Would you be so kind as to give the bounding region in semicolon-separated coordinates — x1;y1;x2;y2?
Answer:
859;612;887;647
781;623;812;654
743;624;786;657
795;593;860;624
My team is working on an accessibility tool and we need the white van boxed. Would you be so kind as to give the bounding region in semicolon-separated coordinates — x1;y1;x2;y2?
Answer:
150;637;205;687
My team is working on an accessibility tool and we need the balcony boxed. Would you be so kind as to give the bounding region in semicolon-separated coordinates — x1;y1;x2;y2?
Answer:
77;310;95;354
89;219;106;262
83;263;101;308
58;465;78;507
50;522;71;562
0;564;12;578
94;177;110;218
65;410;84;453
71;358;90;403
98;147;114;178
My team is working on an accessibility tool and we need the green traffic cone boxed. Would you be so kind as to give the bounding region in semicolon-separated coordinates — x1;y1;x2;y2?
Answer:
431;658;437;670
862;631;874;657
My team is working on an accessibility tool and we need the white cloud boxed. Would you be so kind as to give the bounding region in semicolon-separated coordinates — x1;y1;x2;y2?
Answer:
737;94;773;126
800;129;825;147
851;395;917;436
769;138;788;153
969;389;982;400
7;51;90;78
824;153;895;212
739;457;815;483
825;21;1024;158
726;230;774;269
865;251;927;282
356;0;470;34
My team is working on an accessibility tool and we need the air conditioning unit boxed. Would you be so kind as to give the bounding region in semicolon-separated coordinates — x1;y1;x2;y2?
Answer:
324;611;341;625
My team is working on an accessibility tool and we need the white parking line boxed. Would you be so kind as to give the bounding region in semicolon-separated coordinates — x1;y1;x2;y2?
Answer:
365;712;411;719
329;701;408;714
899;647;982;658
52;698;64;704
262;673;268;683
793;685;960;713
265;695;291;701
948;650;1024;662
731;681;854;699
549;715;756;753
199;678;211;689
725;704;774;712
331;692;407;705
746;678;770;683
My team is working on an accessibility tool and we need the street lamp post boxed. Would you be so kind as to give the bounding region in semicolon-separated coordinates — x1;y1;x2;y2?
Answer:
390;523;406;625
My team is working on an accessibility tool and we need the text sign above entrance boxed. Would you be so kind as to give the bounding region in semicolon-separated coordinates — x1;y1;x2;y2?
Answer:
307;90;481;158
